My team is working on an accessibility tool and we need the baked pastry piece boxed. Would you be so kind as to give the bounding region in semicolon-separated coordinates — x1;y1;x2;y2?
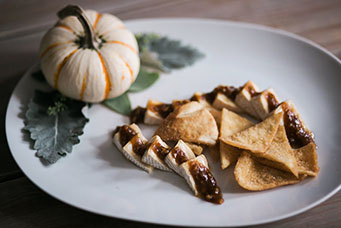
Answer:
155;101;219;146
234;151;304;191
190;92;222;125
294;142;319;176
142;135;172;172
220;111;283;153
235;81;261;119
251;88;280;120
186;142;203;155
165;140;196;176
180;155;224;204
252;125;299;177
113;124;153;173
219;108;253;169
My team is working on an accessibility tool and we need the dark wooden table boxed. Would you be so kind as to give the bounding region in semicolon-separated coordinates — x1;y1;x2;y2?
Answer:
1;0;340;227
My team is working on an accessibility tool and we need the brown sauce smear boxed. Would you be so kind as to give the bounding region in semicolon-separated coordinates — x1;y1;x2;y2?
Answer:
114;125;137;146
171;147;189;165
282;103;314;148
188;160;223;204
193;85;240;104
130;135;147;157
151;141;170;160
246;84;260;97
150;103;174;119
265;92;279;112
130;107;146;124
172;99;190;109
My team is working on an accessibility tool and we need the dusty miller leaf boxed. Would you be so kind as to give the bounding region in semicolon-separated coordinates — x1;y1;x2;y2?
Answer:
136;33;204;72
103;92;131;116
128;68;159;92
24;90;89;164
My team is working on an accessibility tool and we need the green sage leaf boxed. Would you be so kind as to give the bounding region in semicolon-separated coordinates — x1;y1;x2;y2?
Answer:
128;68;159;92
103;93;131;116
136;33;204;72
24;90;89;164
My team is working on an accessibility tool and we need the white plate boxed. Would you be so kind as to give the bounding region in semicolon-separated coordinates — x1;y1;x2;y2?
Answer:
6;19;341;227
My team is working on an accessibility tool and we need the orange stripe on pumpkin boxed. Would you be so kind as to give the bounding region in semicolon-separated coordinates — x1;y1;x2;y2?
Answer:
118;55;134;83
80;71;87;100
97;52;112;100
55;24;74;33
93;13;101;29
106;40;138;54
40;42;72;59
54;49;78;89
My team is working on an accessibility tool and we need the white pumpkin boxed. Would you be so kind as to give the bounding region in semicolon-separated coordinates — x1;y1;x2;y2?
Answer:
39;5;140;102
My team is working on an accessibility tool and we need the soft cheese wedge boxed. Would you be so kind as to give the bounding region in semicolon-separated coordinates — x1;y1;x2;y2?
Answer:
251;88;280;120
235;81;261;119
212;92;244;113
180;155;224;204
112;124;142;151
144;100;173;125
165;140;196;176
113;124;153;173
155;101;219;146
142;135;172;172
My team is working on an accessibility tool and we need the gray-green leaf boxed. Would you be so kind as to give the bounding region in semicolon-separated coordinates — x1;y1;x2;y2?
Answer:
24;90;89;164
136;33;204;72
128;68;159;92
103;92;131;116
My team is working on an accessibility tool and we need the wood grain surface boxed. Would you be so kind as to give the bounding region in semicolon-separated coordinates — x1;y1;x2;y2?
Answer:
0;0;340;227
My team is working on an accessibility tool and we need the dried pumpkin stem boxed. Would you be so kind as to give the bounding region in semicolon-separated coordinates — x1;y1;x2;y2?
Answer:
58;5;98;49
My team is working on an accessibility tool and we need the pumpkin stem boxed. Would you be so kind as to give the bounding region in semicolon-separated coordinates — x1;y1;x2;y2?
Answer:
57;5;98;49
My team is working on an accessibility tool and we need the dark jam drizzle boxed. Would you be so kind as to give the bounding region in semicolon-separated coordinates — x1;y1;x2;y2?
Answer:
282;102;314;148
130;107;146;124
265;92;279;112
130;85;241;123
151;142;170;160
191;85;240;104
150;103;174;119
171;147;189;165
130;135;147;157
114;125;137;146
246;84;260;97
173;99;190;109
189;160;223;204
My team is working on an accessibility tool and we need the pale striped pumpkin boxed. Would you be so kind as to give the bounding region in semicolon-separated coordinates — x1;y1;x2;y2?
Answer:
39;5;140;102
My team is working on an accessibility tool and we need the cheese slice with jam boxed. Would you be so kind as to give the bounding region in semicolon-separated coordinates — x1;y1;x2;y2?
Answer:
180;155;224;204
165;140;196;176
142;135;172;172
112;124;153;173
